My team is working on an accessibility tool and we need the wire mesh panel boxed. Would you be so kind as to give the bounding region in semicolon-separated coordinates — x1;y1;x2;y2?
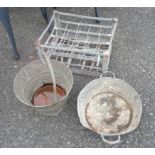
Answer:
36;10;118;77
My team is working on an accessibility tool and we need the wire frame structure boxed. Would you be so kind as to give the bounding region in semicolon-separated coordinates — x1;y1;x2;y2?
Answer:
36;10;118;77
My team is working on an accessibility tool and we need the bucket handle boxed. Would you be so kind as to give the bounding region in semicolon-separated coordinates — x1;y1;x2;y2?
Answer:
100;71;116;79
101;135;121;145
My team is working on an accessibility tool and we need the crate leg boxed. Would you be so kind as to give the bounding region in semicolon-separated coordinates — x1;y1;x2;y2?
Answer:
54;13;61;36
102;50;110;73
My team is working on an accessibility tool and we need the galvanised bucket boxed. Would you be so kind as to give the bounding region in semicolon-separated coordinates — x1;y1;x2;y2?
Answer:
14;60;73;116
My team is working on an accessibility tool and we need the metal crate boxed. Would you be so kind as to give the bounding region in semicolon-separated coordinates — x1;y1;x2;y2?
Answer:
36;10;118;77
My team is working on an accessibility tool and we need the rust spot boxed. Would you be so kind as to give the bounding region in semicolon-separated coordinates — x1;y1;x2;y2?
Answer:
31;83;66;106
85;92;133;134
35;39;41;47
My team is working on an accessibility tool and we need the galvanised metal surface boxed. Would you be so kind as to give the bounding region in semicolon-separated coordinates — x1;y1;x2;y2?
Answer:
77;75;142;145
13;60;73;116
36;10;118;77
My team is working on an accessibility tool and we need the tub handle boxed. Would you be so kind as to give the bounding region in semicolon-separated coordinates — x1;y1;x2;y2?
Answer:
100;71;116;79
101;135;121;145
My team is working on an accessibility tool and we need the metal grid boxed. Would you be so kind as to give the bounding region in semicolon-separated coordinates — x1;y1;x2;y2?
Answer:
36;10;118;77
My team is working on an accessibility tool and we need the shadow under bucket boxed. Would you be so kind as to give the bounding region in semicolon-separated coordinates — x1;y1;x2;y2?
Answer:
13;60;73;116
